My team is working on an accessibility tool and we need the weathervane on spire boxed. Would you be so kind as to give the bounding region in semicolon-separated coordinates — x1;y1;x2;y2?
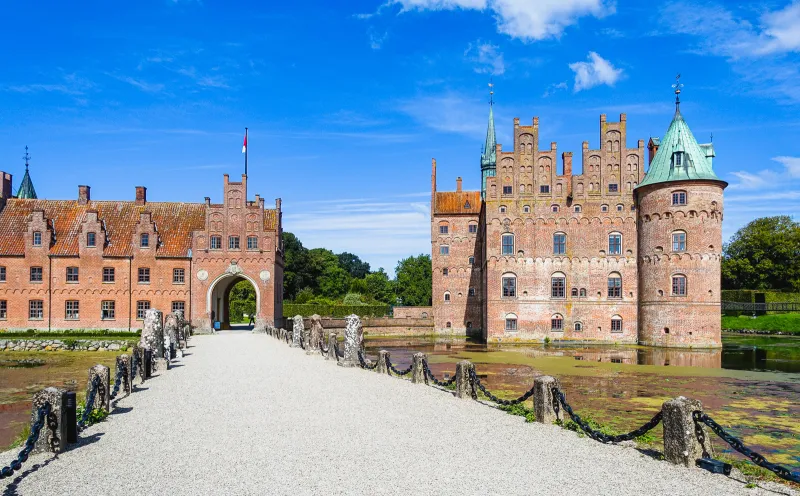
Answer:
22;146;31;171
489;78;494;106
672;73;684;109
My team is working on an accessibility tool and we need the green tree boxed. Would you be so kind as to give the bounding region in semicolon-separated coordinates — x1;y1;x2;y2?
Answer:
295;287;315;304
395;254;432;306
337;252;371;279
349;277;368;294
365;268;394;304
229;280;256;322
722;216;800;291
282;232;311;300
343;292;365;305
318;265;351;297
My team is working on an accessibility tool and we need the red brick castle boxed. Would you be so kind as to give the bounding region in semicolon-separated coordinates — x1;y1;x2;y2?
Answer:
431;91;726;348
0;170;283;332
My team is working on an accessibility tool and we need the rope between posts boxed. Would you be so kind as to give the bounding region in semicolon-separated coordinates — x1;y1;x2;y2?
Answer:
358;351;379;370
469;369;535;406
78;376;101;432
692;411;800;483
0;403;53;480
551;386;662;444
385;355;412;376
422;359;456;387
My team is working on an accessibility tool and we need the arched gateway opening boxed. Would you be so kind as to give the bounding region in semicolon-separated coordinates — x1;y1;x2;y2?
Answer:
207;272;260;330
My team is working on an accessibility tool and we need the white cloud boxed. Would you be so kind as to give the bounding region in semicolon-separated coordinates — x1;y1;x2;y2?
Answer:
464;41;506;75
773;156;800;177
542;81;567;97
727;156;800;190
396;93;488;137
568;52;623;91
391;0;613;41
660;1;800;103
369;29;388;50
110;75;165;93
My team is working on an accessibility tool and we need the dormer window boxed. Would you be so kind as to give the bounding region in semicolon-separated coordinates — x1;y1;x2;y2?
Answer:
673;152;683;167
87;232;96;247
464;200;471;209
33;231;42;246
140;233;149;248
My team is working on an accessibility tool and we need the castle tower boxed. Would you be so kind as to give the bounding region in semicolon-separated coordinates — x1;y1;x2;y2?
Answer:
636;84;726;348
480;89;496;200
17;147;37;199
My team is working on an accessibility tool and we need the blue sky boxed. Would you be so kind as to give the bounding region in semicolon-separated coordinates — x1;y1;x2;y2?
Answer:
1;0;799;274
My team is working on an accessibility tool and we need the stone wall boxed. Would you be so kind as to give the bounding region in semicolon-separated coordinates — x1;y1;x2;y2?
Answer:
0;339;134;352
392;306;432;319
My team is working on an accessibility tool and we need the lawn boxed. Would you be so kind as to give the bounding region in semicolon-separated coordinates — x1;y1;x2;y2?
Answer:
722;313;800;334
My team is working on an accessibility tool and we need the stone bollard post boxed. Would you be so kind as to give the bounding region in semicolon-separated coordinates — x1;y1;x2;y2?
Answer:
291;315;304;348
140;308;164;359
88;364;111;413
376;351;390;374
455;360;476;399
325;332;338;360
307;314;323;355
117;355;132;396
533;376;562;424
30;387;68;454
411;353;427;384
133;345;146;383
662;396;714;467
337;314;362;367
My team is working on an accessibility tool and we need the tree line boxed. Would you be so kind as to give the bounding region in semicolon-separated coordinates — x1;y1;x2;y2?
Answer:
282;232;432;306
722;216;800;291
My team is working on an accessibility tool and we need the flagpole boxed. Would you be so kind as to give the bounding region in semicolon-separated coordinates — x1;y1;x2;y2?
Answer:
244;127;248;176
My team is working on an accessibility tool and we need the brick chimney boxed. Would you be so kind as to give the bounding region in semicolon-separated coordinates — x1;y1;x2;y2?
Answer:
456;177;462;192
1;172;11;199
78;185;90;204
135;186;147;205
562;152;573;176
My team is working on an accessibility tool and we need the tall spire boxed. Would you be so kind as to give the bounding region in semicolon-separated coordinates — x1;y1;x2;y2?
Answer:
672;73;683;116
16;146;37;199
480;81;497;200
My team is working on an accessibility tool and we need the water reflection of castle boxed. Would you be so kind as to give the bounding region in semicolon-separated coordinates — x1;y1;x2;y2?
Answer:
496;345;723;368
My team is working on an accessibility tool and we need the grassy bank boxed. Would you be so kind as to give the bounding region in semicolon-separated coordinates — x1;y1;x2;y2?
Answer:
722;314;800;334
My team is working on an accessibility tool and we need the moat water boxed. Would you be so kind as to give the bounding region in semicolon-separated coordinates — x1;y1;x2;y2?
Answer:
365;333;800;471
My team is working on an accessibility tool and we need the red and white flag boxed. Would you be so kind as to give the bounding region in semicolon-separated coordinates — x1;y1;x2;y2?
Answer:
242;132;247;154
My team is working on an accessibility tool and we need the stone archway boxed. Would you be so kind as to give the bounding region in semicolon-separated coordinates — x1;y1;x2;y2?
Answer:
207;271;261;330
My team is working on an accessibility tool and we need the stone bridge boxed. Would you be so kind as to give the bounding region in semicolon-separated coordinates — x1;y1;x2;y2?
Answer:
1;331;791;495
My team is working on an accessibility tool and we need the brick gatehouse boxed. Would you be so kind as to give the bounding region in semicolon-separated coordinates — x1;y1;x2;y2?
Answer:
0;173;283;331
431;93;726;348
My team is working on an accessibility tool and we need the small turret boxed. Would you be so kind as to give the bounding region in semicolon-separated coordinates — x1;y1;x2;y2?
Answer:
16;147;37;199
480;82;497;200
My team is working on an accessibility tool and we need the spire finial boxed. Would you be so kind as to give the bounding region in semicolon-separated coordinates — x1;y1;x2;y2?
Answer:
22;146;30;171
671;73;684;111
488;78;494;106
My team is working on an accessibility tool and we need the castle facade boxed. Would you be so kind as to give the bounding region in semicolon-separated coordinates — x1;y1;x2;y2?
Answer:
431;98;726;348
0;173;283;332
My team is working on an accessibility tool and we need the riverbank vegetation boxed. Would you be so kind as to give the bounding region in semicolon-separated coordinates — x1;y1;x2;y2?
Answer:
722;314;800;334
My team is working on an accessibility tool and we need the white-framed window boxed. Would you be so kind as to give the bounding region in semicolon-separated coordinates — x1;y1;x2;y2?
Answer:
468;256;475;265
672;231;686;251
0;300;6;319
608;184;618;193
0;266;5;282
229;236;240;249
247;236;258;250
87;232;96;247
608;272;622;299
551;314;563;331
210;236;222;250
611;315;623;332
608;233;622;255
502;273;516;297
672;274;687;296
66;266;79;283
672;190;687;205
551;205;559;213
499;205;507;213
138;267;150;284
551;272;566;298
468;223;478;234
601;204;609;212
173;268;185;284
440;245;449;256
501;234;514;255
136;300;150;320
439;225;449;234
65;300;79;320
502;185;513;195
579;288;586;297
574;321;583;332
30;266;43;282
574;205;582;213
140;233;149;248
523;205;530;213
33;231;42;246
172;301;185;314
571;288;578;297
443;291;451;302
540;185;550;194
672;152;683;167
616;204;624;211
101;300;115;320
553;232;566;255
103;267;115;283
29;300;44;319
505;313;518;331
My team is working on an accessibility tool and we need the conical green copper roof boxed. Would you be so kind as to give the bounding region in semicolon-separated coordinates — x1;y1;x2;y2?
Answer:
16;167;37;199
637;106;724;189
480;104;496;168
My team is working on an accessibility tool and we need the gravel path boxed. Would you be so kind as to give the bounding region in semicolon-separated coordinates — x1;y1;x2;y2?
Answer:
2;333;793;495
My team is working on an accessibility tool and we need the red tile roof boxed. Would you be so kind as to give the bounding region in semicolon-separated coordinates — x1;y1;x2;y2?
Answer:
434;191;482;215
0;199;206;258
